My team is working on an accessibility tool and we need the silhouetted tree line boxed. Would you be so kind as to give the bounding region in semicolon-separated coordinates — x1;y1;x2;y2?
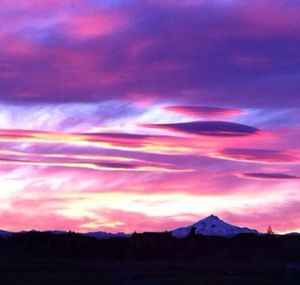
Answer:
0;231;300;262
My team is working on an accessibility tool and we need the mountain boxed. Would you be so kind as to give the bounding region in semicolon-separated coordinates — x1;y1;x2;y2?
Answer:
172;215;259;238
0;229;130;240
1;216;260;240
0;230;13;238
285;232;300;236
84;231;130;240
21;230;130;240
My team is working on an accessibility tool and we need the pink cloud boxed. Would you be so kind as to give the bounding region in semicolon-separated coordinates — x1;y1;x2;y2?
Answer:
0;210;92;232
90;208;199;233
220;201;300;233
1;0;70;9
0;0;299;106
65;10;129;39
164;106;243;118
213;148;300;164
236;0;300;38
0;36;36;57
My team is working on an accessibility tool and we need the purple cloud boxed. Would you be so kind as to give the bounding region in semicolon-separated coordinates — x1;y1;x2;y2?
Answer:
0;0;299;107
0;156;185;173
215;148;300;163
241;172;300;180
143;121;259;137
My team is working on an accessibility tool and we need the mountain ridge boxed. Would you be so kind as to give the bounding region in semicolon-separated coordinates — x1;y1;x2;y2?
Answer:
1;215;294;239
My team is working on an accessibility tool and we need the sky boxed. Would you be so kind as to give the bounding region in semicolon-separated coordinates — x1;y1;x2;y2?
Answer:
0;0;300;234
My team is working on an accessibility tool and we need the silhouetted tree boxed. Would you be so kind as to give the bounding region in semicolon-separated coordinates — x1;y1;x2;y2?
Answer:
187;227;196;238
267;225;275;235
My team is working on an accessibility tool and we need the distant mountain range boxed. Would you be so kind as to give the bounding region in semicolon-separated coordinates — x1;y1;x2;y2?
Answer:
84;231;130;239
0;215;295;239
0;229;131;239
0;230;13;238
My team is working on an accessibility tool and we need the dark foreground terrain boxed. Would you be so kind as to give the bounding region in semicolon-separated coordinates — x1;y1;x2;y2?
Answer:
0;257;297;285
0;231;299;284
0;257;298;285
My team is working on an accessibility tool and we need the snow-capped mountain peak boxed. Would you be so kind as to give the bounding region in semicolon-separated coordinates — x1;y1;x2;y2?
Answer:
194;214;221;224
172;215;258;238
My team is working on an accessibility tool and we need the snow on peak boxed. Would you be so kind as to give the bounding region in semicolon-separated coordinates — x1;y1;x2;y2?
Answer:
172;215;258;238
196;214;221;223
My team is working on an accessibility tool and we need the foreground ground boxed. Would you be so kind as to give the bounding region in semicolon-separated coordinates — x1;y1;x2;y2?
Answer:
0;257;298;285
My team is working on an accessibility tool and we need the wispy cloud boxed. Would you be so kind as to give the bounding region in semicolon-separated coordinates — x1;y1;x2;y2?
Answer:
212;148;300;164
164;106;243;118
0;0;299;233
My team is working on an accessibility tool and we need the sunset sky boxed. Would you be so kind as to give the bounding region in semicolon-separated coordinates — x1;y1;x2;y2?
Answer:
0;0;300;234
